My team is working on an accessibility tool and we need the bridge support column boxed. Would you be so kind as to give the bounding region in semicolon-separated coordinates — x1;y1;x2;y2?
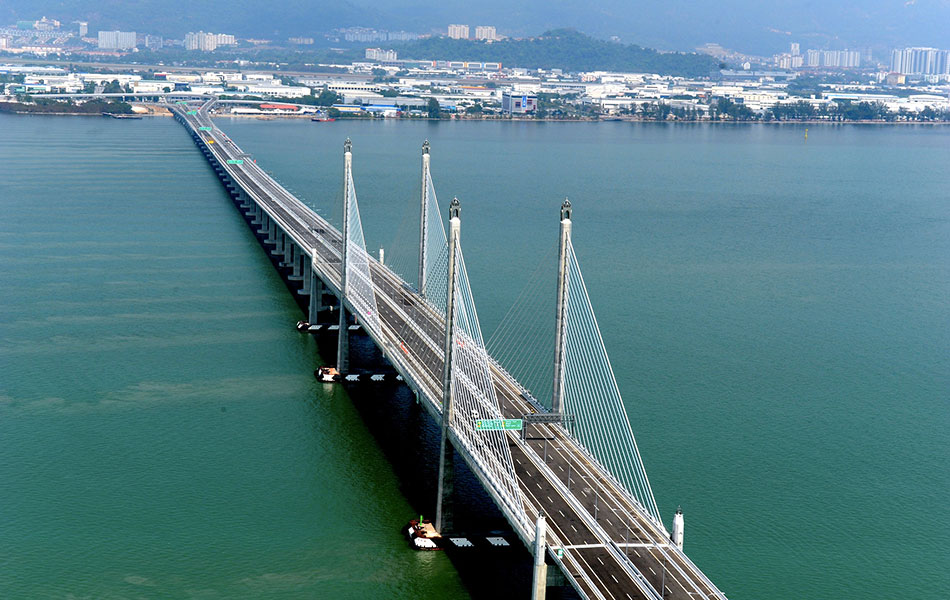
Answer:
282;236;293;264
259;215;272;238
551;199;572;415
336;140;352;374
265;220;277;244
435;198;461;535
251;205;263;226
299;259;312;295
271;230;284;255
289;246;304;281
531;513;548;600
309;257;326;324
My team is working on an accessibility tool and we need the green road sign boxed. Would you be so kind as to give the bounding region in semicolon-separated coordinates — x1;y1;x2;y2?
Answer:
556;548;564;558
199;126;211;131
186;110;198;115
475;419;523;431
176;101;187;105
227;159;243;165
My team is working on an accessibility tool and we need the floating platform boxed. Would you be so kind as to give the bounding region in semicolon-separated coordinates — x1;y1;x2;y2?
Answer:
102;112;143;119
405;519;515;552
313;369;403;384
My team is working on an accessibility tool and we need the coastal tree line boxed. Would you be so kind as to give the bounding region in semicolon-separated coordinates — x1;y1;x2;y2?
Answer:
622;98;950;122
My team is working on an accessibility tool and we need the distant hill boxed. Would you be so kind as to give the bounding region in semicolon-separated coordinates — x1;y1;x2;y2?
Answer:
392;30;718;77
0;0;377;38
6;0;949;55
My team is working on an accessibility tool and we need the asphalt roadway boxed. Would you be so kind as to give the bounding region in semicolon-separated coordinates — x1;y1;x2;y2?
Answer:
174;101;727;600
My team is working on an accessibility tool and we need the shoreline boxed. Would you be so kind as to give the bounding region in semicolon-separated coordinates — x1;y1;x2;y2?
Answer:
215;114;950;125
3;107;948;125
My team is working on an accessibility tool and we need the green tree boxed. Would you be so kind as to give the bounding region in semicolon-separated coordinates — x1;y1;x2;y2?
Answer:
315;89;339;106
103;79;123;94
427;97;441;118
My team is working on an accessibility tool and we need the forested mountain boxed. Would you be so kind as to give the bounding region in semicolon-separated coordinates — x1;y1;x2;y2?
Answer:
3;0;949;54
392;30;718;77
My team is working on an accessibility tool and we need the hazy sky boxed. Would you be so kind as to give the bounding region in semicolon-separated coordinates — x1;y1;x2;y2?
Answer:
3;0;949;53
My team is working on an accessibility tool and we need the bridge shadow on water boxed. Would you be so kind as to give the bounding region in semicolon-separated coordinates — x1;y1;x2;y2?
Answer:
230;186;578;598
305;318;579;599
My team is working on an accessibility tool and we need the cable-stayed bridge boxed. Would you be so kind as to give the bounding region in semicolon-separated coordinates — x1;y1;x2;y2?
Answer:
171;99;728;600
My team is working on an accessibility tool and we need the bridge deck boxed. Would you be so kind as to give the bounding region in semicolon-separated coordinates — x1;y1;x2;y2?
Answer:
173;101;727;600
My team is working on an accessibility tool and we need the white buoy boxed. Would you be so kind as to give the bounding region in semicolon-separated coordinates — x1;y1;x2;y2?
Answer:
671;506;684;550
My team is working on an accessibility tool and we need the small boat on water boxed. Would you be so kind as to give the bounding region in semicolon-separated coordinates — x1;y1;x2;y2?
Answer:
311;117;336;122
295;320;310;332
315;366;340;383
405;518;441;551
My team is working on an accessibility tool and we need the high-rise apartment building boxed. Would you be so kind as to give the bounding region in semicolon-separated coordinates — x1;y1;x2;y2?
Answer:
805;49;819;67
447;24;469;39
184;31;237;52
890;47;950;75
144;35;163;50
77;21;88;37
790;42;800;56
839;50;861;68
475;26;497;41
820;50;840;67
365;48;398;61
97;30;137;50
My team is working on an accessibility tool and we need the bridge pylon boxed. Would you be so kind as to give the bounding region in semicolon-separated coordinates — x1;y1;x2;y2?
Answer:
552;198;572;414
435;197;461;534
418;140;430;296
336;139;353;374
531;511;549;600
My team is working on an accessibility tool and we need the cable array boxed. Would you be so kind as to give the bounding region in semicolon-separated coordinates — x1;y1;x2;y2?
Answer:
562;240;660;522
447;244;527;529
485;247;558;405
343;169;382;339
421;171;449;313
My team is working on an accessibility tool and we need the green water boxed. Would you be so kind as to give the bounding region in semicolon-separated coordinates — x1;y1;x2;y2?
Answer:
2;115;948;599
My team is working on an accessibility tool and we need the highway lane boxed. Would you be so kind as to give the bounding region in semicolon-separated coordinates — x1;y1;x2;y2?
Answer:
173;102;727;600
